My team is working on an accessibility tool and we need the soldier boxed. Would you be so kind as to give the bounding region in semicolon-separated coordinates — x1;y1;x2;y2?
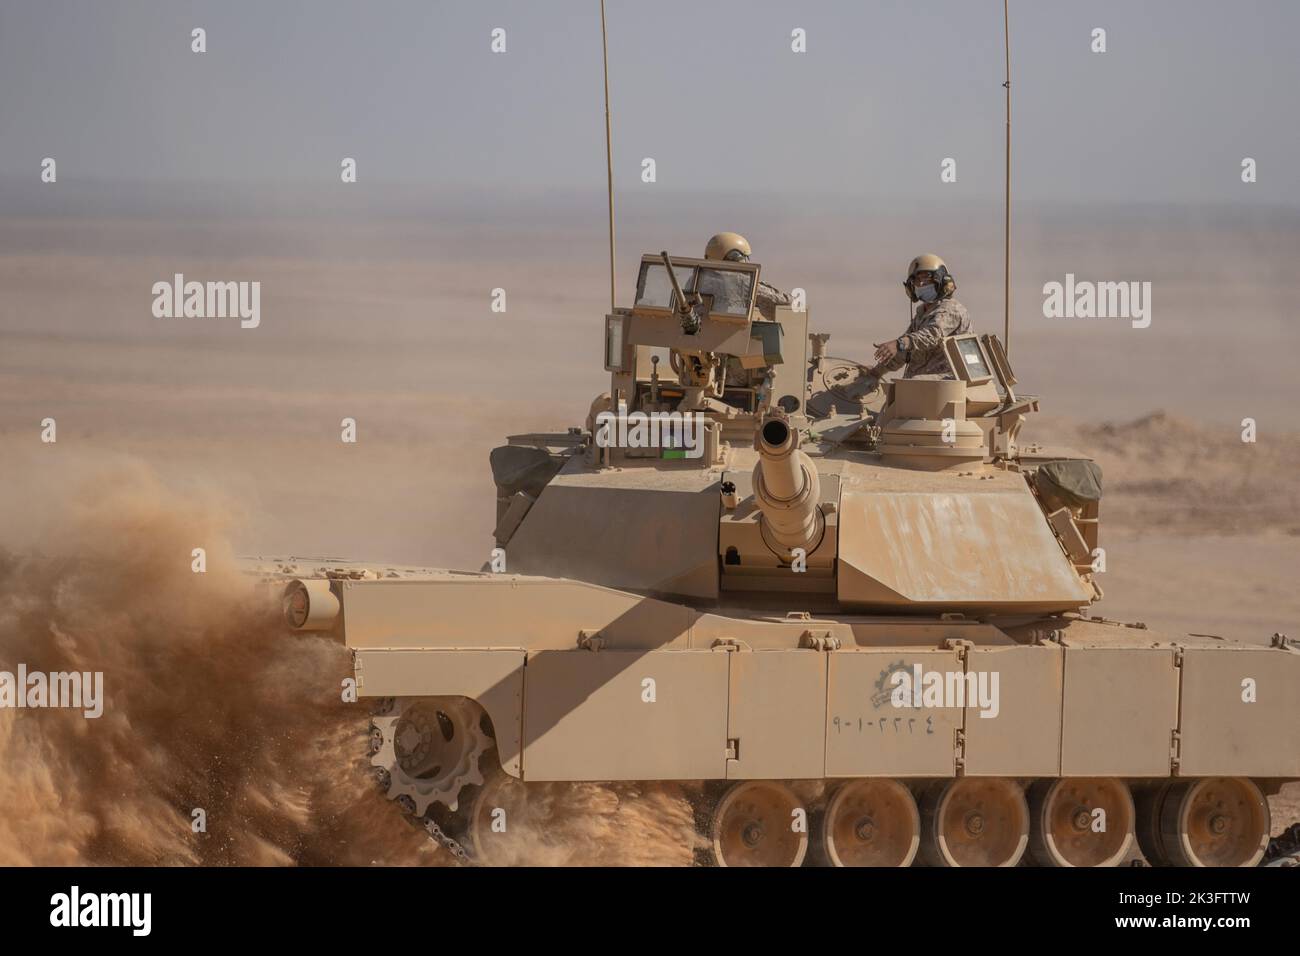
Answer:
703;232;791;321
871;254;971;379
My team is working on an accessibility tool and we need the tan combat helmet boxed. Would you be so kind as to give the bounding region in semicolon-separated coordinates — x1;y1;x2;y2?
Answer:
705;232;752;262
904;253;957;301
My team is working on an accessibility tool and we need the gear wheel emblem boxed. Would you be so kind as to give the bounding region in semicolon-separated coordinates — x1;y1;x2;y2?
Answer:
871;659;910;709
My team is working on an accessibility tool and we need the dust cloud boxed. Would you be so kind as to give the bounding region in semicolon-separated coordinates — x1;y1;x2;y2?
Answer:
0;455;695;866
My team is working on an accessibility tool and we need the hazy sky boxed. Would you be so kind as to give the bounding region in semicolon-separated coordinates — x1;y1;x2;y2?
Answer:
1;0;1297;207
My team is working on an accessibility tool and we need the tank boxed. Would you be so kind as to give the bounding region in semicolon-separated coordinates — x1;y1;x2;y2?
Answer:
277;250;1300;867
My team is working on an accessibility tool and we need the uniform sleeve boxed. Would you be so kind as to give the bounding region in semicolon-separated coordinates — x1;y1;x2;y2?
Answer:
753;281;792;321
905;304;964;353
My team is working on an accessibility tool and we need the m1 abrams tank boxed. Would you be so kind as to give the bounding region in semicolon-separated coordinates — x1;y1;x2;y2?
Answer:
281;250;1299;867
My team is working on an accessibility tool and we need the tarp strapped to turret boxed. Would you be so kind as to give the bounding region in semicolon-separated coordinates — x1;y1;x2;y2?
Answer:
1035;460;1103;510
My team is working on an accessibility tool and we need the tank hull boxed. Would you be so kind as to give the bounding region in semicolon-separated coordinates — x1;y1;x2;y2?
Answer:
336;572;1300;786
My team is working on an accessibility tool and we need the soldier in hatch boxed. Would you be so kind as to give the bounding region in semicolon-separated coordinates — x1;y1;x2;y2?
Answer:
703;232;790;321
870;254;972;379
702;232;792;393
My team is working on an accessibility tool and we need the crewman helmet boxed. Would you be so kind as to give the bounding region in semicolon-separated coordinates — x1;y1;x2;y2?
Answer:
904;253;957;301
705;232;752;262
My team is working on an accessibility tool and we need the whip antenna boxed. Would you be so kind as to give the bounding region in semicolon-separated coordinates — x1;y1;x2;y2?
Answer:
600;0;616;312
1002;0;1012;355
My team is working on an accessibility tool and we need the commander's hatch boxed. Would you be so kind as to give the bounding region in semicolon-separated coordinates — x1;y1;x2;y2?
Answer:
944;333;996;387
943;332;1037;457
943;333;1024;398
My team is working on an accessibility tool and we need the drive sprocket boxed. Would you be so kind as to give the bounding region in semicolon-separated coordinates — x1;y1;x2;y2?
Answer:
369;696;489;816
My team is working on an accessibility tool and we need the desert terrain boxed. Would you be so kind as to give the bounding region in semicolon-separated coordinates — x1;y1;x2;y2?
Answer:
1;197;1297;864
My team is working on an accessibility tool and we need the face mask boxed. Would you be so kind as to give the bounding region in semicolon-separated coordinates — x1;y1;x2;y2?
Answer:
914;282;938;303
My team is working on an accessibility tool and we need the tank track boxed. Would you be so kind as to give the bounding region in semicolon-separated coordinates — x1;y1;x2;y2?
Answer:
421;816;472;864
364;704;1295;866
1264;823;1300;867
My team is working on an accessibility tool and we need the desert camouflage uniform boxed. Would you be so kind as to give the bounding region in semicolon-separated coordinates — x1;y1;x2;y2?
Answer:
725;280;792;386
753;280;791;321
877;298;971;378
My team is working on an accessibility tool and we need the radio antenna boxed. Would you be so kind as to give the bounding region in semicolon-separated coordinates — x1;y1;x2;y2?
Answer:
1002;0;1012;355
600;0;617;313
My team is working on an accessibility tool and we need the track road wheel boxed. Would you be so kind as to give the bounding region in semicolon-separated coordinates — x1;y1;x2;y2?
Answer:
823;779;920;867
1028;778;1134;867
920;778;1029;867
709;781;808;867
1159;778;1269;868
467;767;534;866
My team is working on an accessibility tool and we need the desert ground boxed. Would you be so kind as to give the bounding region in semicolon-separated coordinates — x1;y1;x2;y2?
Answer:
1;196;1297;864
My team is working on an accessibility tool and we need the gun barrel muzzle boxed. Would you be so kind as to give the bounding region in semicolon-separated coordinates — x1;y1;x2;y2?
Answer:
752;415;823;556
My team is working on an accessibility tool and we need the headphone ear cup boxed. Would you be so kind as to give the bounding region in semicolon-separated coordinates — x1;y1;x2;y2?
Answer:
943;276;956;297
904;279;916;302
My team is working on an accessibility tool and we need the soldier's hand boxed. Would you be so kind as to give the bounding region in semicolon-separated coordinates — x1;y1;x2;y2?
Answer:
873;339;900;364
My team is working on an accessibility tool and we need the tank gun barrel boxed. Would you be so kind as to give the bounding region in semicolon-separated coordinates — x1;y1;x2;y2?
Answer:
752;414;823;556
